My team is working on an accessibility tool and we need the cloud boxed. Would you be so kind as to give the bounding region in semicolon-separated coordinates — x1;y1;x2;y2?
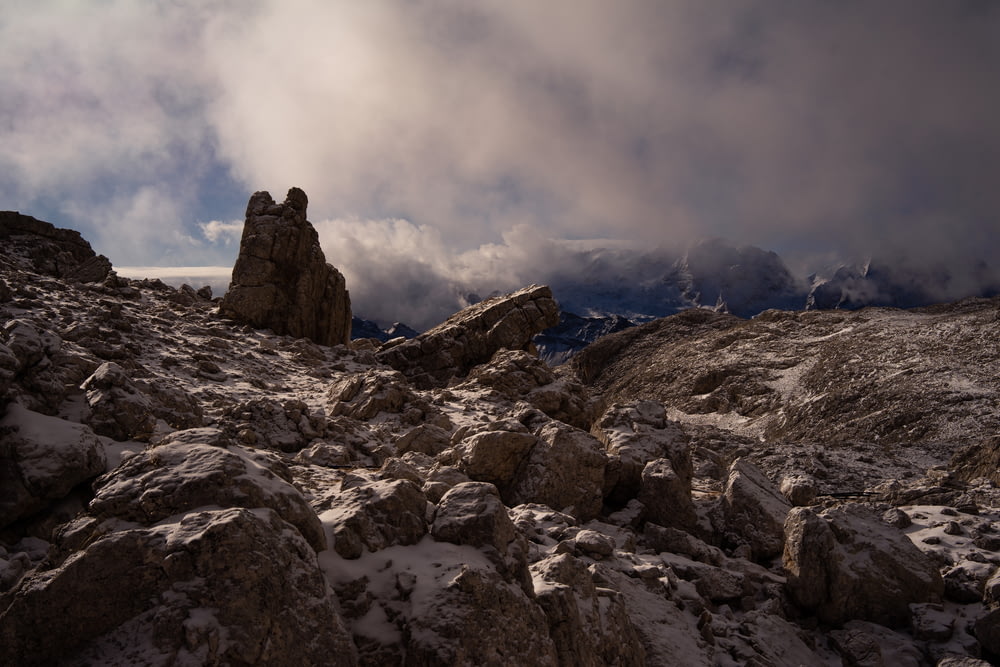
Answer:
199;220;244;245
1;1;998;296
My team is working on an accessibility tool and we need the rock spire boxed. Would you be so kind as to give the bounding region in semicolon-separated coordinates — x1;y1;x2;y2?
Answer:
220;188;351;346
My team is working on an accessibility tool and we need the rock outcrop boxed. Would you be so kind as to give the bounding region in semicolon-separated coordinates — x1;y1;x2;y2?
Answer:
376;284;560;388
783;504;945;626
220;188;351;346
0;211;112;283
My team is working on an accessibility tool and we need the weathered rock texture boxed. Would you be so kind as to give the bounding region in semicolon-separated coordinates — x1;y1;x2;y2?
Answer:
783;504;944;626
0;211;112;283
376;284;560;387
220;188;351;346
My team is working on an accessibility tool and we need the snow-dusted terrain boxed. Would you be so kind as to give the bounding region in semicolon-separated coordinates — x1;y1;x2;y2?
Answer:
3;211;1000;665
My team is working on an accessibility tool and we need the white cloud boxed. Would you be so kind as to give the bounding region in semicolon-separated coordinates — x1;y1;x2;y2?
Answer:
199;220;244;245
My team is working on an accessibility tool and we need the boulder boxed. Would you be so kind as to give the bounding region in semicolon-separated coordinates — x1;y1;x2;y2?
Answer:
783;504;944;626
321;474;428;559
377;284;560;388
328;368;413;420
431;481;531;591
0;508;356;666
220;188;351;346
638;458;698;533
89;441;326;552
505;421;607;521
452;427;539;491
531;552;646;666
718;458;791;561
463;349;592;428
0;404;107;529
80;361;156;442
593;401;692;509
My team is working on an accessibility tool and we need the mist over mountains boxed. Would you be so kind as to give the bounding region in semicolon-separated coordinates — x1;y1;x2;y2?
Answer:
330;231;1000;335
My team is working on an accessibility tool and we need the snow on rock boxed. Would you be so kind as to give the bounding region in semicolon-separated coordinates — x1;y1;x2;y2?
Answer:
318;472;429;559
376;284;560;388
0;404;106;528
81;361;157;441
505;420;608;521
0;508;356;666
322;539;558;666
5;213;1000;664
88;439;327;552
784;504;944;627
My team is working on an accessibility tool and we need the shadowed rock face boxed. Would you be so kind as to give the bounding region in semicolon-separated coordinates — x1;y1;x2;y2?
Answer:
376;284;560;388
220;188;351;346
0;211;112;283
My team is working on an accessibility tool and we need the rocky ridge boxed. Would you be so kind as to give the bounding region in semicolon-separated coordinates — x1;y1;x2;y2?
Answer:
1;211;999;665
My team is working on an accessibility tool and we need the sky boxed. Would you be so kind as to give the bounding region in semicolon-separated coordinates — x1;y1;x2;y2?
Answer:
2;1;999;327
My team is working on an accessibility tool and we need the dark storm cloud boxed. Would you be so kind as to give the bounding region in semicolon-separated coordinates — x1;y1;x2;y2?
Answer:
2;1;998;315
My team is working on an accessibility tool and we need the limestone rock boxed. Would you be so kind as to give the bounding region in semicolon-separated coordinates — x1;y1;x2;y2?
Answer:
506;421;607;521
89;441;326;552
0;404;106;529
783;504;944;626
452;427;539;492
431;481;531;591
220;188;351;346
80;361;157;441
531;552;647;666
322;474;428;559
718;458;791;561
328;368;413;420
463;349;592;428
0;211;112;283
593;401;692;510
0;508;356;666
376;284;560;388
638;458;698;533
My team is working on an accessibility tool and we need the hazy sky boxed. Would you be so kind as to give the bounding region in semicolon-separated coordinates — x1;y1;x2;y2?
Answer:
3;1;999;324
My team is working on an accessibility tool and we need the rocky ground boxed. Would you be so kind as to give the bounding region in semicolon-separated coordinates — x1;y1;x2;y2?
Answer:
3;211;1000;665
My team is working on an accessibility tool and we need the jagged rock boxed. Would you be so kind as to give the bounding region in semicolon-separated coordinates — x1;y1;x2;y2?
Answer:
717;458;791;561
0;404;106;529
531;552;647;666
89;440;326;552
431;481;531;592
80;361;156;441
664;552;747;603
451;426;539;493
0;508;356;667
0;211;112;283
783;504;944;626
593;401;693;510
376;284;560;388
328;368;413;420
0;343;18;406
779;471;818;506
827;620;925;667
639;458;698;533
220;188;351;346
321;474;428;559
975;608;1000;659
394;423;452;456
643;523;725;565
462;349;592;428
506;421;607;521
225;397;323;452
